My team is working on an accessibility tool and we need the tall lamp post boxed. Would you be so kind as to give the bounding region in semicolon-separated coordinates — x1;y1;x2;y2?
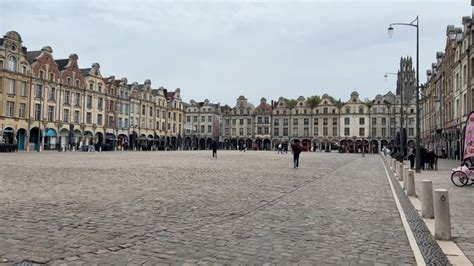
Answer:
388;16;421;172
384;72;404;156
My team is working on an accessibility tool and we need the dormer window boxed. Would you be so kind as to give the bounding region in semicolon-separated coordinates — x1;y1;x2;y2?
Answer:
345;107;350;113
98;85;102;93
49;73;54;81
75;79;80;87
67;77;72;85
89;83;93;90
21;66;26;74
39;70;45;79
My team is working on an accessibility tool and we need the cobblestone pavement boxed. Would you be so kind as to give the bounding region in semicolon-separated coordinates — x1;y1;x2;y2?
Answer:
0;151;416;265
412;158;474;263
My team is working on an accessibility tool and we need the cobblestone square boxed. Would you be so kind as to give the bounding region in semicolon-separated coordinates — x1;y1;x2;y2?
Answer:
0;151;416;264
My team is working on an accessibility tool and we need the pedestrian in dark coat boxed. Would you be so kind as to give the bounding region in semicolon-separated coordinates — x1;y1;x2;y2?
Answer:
291;141;302;168
211;140;218;158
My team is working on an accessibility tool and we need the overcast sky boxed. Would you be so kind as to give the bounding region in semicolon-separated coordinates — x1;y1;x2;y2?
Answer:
0;0;470;105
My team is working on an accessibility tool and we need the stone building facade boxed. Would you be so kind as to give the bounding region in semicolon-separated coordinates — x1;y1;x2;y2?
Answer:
0;31;185;151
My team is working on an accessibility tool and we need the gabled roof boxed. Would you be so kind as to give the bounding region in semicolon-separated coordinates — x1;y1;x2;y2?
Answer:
26;50;41;63
80;68;91;76
55;59;69;71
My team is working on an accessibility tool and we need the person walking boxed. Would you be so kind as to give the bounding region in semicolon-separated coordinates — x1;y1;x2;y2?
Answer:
291;140;302;168
408;147;415;169
211;140;218;158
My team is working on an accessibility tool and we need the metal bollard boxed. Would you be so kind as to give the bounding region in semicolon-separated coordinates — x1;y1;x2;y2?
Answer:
403;167;409;189
434;189;451;240
398;163;404;181
421;180;434;219
406;170;416;196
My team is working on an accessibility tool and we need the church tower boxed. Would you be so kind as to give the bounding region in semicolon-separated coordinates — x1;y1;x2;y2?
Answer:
396;56;416;102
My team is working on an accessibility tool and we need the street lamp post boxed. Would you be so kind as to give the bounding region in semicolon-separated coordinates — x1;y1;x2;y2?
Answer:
384;72;404;157
388;16;421;172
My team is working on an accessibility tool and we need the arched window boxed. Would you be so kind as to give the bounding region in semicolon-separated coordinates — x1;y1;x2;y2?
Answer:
8;56;17;71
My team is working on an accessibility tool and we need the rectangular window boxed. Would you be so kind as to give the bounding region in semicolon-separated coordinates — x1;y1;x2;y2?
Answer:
372;127;376;137
110;100;115;111
49;87;56;100
97;114;103;125
149;106;153;116
344;127;350;136
323;107;328;114
86;95;92;108
283;118;288;126
262;116;268;124
208;116;212;122
292;127;298;136
119;102;123;113
8;79;15;94
372;117;376;125
274;127;279;136
74;110;80;123
314;127;319;136
108;116;114;127
247;118;251;125
304;118;309;126
125;118;129;128
98;98;103;110
239;128;244;136
382;128;387;137
381;117;386;125
19;81;26;96
64;91;70;104
48;106;54;121
125;103;129;114
257;117;262;124
208;125;212;133
304;127;309;136
86;112;92;124
283;127;288;136
35;85;42;98
332;118;337;125
232;128;236;135
274;118;279;126
257;127;262;134
74;93;80;105
323;127;328;136
186;116;191;123
344;117;349;125
333;127;337;136
63;109;70;122
6;101;14;117
323;118;328;125
359;117;365;125
293;118;298;126
409;128;414;136
314;118;319;125
240;119;244;125
118;118;123;128
359;127;365;136
19;103;26;118
200;125;205;132
35;104;41;120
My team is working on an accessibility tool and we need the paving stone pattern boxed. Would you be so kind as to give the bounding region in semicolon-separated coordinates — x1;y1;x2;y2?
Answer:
413;159;474;263
0;151;415;265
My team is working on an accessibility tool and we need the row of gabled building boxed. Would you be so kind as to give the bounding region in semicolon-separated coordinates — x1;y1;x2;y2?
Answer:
183;90;417;153
0;30;184;151
421;14;474;160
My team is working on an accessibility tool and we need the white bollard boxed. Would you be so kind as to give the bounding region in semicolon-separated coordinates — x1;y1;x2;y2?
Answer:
434;189;451;240
406;170;416;196
398;162;404;181
403;167;409;189
99;146;102;152
421;180;434;219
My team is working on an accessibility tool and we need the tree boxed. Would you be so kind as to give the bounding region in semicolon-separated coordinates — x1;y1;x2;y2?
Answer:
328;96;343;108
306;95;321;108
285;99;298;109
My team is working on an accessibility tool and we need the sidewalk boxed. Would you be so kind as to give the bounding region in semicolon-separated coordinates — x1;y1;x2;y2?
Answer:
412;159;474;263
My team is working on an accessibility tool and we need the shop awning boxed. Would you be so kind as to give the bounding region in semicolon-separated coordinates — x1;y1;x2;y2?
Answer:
45;128;57;137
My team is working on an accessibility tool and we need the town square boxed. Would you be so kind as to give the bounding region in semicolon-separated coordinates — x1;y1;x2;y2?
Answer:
2;0;474;264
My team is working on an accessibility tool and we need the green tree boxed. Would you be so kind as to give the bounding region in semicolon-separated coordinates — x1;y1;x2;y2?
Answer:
306;95;321;108
328;96;343;108
285;99;298;109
